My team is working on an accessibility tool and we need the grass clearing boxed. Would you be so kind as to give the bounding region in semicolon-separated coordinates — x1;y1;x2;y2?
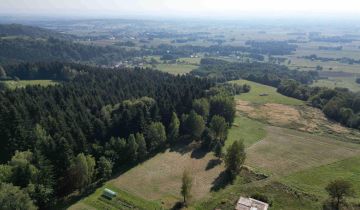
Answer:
177;57;202;65
281;155;360;200
245;126;360;176
155;63;198;75
3;80;58;89
231;80;304;106
226;116;266;149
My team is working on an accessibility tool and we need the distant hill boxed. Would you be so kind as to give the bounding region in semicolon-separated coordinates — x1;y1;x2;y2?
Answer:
0;24;74;40
0;37;142;65
0;24;143;65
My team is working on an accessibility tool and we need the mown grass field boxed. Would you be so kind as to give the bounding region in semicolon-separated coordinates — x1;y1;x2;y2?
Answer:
230;80;304;106
3;80;58;89
70;143;226;210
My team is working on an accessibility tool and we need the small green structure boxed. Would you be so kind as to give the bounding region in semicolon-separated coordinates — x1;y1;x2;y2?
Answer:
102;188;117;199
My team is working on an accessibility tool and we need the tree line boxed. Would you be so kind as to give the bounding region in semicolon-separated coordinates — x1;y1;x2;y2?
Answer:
191;58;318;86
278;80;360;129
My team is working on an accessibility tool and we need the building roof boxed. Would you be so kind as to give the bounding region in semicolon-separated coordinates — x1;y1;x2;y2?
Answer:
235;197;269;210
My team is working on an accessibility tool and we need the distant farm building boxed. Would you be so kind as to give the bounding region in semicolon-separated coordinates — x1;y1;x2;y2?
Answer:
102;188;117;199
235;197;269;210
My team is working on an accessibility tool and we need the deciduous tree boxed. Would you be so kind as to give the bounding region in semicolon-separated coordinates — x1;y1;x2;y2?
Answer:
97;156;113;180
181;169;193;206
145;122;166;151
168;112;180;142
209;115;228;144
0;183;37;210
225;141;246;181
183;110;205;139
192;98;210;122
325;179;354;210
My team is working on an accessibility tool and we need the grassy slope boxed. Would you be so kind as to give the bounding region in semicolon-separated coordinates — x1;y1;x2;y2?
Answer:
281;155;360;199
194;180;321;210
68;183;161;210
3;80;58;89
197;80;360;209
230;80;304;106
246;126;360;176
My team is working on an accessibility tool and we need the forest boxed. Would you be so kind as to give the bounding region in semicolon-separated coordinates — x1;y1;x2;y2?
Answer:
0;62;240;209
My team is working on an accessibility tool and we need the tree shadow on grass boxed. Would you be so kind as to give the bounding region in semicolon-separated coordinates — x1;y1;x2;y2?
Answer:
170;201;184;210
190;146;208;159
205;158;222;171
210;170;232;192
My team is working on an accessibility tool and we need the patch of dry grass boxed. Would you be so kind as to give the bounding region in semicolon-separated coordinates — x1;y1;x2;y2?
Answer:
236;99;360;141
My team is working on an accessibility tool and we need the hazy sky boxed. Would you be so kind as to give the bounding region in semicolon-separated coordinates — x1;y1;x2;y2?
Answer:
1;0;360;18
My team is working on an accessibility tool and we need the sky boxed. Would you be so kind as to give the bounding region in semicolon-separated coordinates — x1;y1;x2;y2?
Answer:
1;0;360;19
